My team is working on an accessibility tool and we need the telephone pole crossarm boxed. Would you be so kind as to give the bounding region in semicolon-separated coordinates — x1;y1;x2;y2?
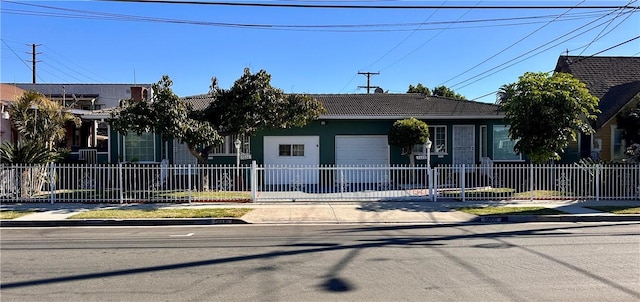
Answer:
357;71;380;94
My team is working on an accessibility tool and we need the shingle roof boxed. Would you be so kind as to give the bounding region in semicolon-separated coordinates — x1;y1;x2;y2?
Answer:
555;56;640;128
314;94;501;118
182;94;213;111
181;93;502;119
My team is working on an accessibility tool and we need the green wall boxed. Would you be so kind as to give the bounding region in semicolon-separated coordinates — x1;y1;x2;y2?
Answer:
254;118;510;166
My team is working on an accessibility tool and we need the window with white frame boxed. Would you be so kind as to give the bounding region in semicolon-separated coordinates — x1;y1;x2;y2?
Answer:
279;144;305;157
493;125;520;161
210;134;251;156
124;132;155;162
413;126;447;154
480;125;488;158
611;126;626;162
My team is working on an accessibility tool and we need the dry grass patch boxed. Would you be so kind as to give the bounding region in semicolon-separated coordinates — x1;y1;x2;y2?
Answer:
584;206;640;214
69;208;252;219
0;210;37;220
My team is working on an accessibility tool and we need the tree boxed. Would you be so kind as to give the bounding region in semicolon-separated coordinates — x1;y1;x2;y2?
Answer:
616;93;640;163
407;83;431;95
388;117;429;167
497;72;600;163
110;69;325;189
110;75;222;164
8;90;80;150
432;85;466;100
205;68;325;138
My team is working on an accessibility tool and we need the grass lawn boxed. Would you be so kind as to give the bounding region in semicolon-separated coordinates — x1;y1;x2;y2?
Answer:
512;190;565;198
0;210;37;220
456;206;567;216
441;187;515;199
584;206;640;214
69;208;253;219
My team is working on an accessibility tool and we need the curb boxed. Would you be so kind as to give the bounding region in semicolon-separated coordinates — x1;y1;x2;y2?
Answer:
0;218;248;227
475;215;640;223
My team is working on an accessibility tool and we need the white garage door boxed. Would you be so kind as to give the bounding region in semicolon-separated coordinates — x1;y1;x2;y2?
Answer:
336;135;389;166
264;136;319;185
335;135;389;184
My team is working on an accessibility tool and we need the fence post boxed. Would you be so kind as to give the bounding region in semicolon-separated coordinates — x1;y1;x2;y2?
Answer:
188;165;192;203
433;167;438;202
530;164;534;202
428;166;433;202
251;161;257;202
595;164;600;201
118;163;124;204
461;165;466;202
49;162;55;204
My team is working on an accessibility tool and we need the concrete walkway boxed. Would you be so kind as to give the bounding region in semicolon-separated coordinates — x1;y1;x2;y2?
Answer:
1;199;639;226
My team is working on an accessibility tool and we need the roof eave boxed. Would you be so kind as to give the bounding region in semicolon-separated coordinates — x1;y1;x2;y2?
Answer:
321;115;504;120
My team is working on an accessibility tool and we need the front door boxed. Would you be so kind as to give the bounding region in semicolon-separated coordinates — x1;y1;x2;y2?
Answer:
453;125;475;166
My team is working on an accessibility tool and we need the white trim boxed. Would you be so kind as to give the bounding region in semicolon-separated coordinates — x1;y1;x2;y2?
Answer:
107;124;111;163
122;132;157;163
611;124;626;161
210;134;250;157
492;125;522;161
414;125;447;155
479;125;488;158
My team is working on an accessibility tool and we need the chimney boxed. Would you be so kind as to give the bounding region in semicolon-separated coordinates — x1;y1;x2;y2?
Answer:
130;86;147;101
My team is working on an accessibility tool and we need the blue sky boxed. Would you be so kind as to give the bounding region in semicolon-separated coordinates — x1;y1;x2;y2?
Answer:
1;0;639;103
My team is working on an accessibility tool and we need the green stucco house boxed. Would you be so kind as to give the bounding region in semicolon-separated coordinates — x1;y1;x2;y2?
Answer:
169;93;521;167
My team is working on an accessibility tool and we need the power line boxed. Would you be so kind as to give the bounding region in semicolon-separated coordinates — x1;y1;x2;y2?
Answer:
3;1;617;32
101;0;640;10
449;9;626;90
0;38;46;83
470;35;640;102
41;45;107;83
357;0;445;72
576;0;638;55
378;1;480;72
440;0;587;87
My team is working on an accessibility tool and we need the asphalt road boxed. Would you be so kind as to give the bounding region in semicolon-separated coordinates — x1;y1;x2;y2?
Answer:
1;222;639;302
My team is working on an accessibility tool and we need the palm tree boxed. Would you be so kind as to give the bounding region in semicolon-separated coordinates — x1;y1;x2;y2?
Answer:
8;90;80;150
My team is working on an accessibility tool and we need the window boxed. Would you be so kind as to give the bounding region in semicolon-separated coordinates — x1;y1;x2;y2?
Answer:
96;122;109;152
612;126;626;162
279;144;305;157
210;134;251;156
479;125;488;158
492;125;520;161
414;126;447;154
124;132;155;162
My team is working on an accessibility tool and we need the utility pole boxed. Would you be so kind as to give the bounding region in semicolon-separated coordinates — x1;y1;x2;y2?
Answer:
357;71;380;94
28;44;42;83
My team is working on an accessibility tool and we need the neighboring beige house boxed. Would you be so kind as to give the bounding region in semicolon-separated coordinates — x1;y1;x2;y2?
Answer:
555;55;640;162
0;84;27;144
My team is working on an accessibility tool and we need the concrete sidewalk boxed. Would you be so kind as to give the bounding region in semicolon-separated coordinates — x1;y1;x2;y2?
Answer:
1;199;640;227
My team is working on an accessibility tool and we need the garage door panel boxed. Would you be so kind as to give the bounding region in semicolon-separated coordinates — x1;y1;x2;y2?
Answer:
335;135;389;184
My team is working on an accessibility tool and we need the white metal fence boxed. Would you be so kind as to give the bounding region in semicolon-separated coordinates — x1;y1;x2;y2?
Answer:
0;162;638;203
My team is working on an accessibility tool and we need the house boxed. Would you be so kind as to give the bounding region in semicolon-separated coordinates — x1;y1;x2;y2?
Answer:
554;55;640;162
174;93;516;167
6;83;152;163
0;84;27;144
